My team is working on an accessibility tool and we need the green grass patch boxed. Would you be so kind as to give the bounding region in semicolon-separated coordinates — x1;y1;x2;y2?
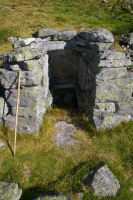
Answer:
0;108;133;200
0;29;11;42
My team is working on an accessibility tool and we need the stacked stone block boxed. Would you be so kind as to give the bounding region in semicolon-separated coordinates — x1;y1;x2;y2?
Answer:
0;47;52;133
0;28;133;133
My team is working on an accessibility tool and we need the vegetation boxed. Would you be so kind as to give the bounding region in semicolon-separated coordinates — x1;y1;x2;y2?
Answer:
0;108;133;200
0;0;133;53
0;0;133;199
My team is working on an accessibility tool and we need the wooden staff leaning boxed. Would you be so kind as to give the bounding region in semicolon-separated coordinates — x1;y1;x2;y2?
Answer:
14;70;21;157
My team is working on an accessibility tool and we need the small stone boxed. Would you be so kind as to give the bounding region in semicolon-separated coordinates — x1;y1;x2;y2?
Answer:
53;121;77;147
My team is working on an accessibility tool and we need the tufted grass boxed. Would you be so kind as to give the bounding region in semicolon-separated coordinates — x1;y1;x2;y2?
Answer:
0;0;133;199
0;0;133;53
0;107;133;200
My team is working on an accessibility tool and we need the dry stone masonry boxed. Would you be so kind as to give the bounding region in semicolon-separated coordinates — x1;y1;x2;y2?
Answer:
0;28;133;133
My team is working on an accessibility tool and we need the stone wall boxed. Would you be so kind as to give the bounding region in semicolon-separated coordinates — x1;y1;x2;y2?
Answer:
0;28;133;133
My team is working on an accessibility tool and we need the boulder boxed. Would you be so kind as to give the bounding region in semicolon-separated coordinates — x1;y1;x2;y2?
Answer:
53;121;77;147
78;29;114;43
0;181;22;200
84;163;120;197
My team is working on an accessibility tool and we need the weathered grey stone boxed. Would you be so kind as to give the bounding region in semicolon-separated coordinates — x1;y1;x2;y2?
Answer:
99;50;126;60
33;28;58;38
35;37;51;43
93;110;131;130
5;87;48;107
11;105;45;119
53;121;77;147
13;38;35;49
82;67;127;89
19;60;40;71
34;194;70;200
93;77;133;102
4;114;41;133
45;93;52;109
4;91;52;133
38;41;67;52
4;64;20;71
78;28;114;43
0;47;41;63
98;58;132;68
94;102;116;113
0;68;43;89
94;67;127;82
84;163;120;197
117;102;133;116
53;30;77;41
0;97;8;120
68;38;112;52
0;181;22;200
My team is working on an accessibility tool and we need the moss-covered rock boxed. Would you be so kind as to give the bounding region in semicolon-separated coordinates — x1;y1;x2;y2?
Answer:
0;181;22;200
84;163;120;197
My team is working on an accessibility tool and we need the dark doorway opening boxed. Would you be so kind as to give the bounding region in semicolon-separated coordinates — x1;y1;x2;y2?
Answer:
48;49;79;108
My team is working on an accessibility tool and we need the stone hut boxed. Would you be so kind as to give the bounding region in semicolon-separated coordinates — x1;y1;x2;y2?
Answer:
0;28;133;133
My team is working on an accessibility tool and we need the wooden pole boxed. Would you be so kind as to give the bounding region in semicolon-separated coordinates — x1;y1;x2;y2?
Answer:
14;70;21;157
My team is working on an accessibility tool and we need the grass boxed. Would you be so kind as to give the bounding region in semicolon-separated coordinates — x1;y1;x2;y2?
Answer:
0;0;133;199
0;107;133;200
0;0;133;53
